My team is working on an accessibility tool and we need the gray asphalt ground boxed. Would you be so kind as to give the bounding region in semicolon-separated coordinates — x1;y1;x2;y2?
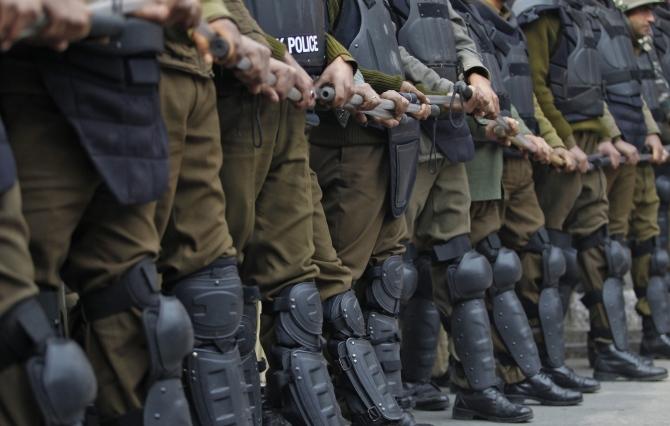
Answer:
413;359;670;426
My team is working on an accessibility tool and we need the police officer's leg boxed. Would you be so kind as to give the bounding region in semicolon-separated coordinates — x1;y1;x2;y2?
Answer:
629;165;670;359
156;69;251;425
0;181;97;426
502;158;598;393
568;134;666;381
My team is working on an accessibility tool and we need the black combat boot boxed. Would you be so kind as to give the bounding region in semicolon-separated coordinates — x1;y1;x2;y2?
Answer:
640;317;670;359
593;341;668;381
403;381;450;411
452;387;533;423
542;365;601;393
504;372;583;406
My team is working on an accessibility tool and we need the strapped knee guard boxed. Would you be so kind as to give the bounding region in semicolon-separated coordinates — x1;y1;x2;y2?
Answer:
598;236;631;351
524;228;567;368
477;233;541;377
268;282;345;426
237;286;262;426
363;256;404;400
401;255;440;385
447;249;498;390
323;290;402;425
80;258;194;426
172;257;252;426
656;175;670;249
632;238;670;335
0;297;96;426
547;229;580;317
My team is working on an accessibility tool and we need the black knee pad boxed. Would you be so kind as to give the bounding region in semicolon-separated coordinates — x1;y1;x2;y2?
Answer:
273;282;324;352
0;297;96;426
364;256;404;316
447;250;493;302
80;258;193;425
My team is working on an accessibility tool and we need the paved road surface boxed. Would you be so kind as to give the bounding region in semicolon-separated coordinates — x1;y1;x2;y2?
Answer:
413;359;670;426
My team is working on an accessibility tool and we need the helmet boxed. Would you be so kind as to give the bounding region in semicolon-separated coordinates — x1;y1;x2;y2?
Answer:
615;0;665;13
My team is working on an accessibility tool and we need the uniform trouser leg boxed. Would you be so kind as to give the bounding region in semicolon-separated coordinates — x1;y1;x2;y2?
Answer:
628;165;662;323
403;159;471;382
0;183;41;426
498;158;547;384
0;81;163;421
155;69;236;284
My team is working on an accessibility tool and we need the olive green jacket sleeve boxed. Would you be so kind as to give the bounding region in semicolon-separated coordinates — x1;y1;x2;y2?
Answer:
202;0;232;22
398;46;454;94
599;103;622;140
448;0;489;80
325;34;357;70
523;13;574;142
643;100;661;135
222;0;270;46
533;93;566;148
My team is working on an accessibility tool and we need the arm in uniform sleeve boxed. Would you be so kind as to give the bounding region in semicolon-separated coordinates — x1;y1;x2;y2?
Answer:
533;93;567;148
599;102;622;140
448;0;489;80
326;33;358;71
222;0;271;46
202;0;233;22
511;105;532;135
398;46;454;94
642;99;661;135
523;12;574;143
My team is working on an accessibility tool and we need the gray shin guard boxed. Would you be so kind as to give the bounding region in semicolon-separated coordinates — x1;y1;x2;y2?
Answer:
81;258;194;426
478;234;541;377
656;175;670;250
270;282;345;426
324;290;402;424
0;298;97;426
448;250;498;390
400;255;440;384
527;229;568;368
363;256;404;399
547;229;580;318
238;286;262;426
602;239;631;351
648;248;670;334
173;258;252;426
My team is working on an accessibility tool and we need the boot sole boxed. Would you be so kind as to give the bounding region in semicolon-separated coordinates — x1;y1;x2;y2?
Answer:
506;394;583;407
452;407;533;423
593;370;669;382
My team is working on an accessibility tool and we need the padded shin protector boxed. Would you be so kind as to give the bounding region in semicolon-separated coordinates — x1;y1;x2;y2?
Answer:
648;248;670;334
324;291;402;424
447;250;498;390
270;282;345;426
481;235;541;377
400;255;440;384
602;239;631;351
80;258;193;426
547;229;579;317
363;256;405;399
238;286;262;426
0;297;97;426
656;175;670;249
173;258;251;426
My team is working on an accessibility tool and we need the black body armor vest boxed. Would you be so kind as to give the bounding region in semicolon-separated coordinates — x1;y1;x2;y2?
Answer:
638;47;663;123
392;0;473;163
244;0;327;75
586;1;646;148
475;3;537;133
513;0;605;123
653;6;670;82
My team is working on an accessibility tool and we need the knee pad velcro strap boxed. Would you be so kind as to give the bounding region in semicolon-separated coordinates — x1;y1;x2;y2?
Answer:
172;257;243;348
604;239;631;279
364;256;404;316
447;250;493;303
323;290;366;340
274;282;324;352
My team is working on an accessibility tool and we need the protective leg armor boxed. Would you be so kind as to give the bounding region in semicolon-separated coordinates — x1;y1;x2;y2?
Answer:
323;290;403;424
447;250;498;390
0;297;97;426
477;234;542;377
363;256;405;400
656;175;670;249
645;243;670;335
524;228;567;368
268;282;346;426
547;229;580;317
400;244;419;304
400;255;440;384
601;238;632;351
80;258;194;426
237;286;263;426
172;257;252;426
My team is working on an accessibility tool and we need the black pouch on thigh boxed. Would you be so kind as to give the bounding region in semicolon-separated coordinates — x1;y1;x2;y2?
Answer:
388;117;420;218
